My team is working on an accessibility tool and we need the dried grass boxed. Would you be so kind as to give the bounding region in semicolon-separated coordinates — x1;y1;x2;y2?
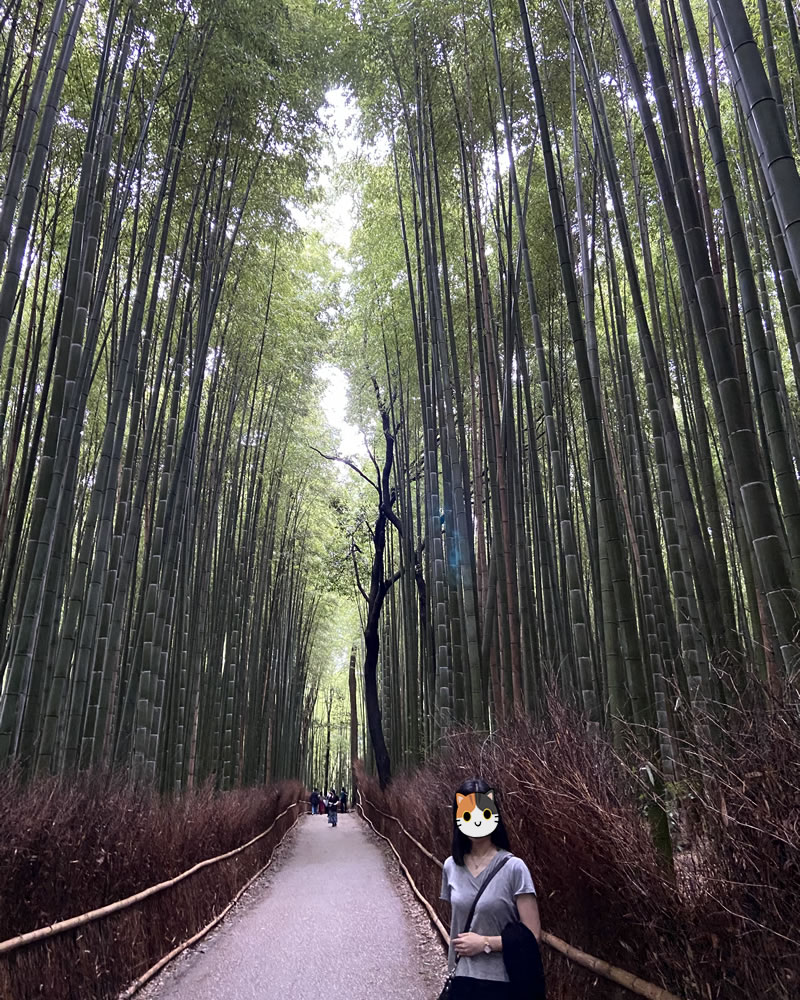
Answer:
0;772;304;999
356;692;799;1000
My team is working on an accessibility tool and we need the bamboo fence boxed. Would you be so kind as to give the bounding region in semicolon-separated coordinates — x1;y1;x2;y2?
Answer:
357;790;685;1000
0;799;305;956
119;806;306;997
0;798;306;1000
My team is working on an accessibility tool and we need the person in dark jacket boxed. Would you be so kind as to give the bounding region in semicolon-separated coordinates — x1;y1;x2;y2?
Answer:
310;788;320;815
339;787;348;813
326;788;339;826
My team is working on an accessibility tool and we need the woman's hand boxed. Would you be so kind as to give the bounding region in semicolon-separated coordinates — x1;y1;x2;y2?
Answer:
452;932;487;957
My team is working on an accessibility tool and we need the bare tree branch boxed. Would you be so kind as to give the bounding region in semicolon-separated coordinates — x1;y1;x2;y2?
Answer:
309;444;379;492
364;434;382;492
386;505;404;536
383;538;425;592
350;543;369;603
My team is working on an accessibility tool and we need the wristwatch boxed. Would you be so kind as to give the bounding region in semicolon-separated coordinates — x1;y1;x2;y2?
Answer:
483;937;492;954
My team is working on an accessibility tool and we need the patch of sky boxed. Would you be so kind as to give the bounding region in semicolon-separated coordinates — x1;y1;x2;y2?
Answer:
293;86;390;469
205;344;221;380
57;106;88;133
317;361;364;465
178;2;199;26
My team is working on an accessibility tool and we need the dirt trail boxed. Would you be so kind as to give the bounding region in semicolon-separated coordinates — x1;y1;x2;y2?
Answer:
138;811;445;1000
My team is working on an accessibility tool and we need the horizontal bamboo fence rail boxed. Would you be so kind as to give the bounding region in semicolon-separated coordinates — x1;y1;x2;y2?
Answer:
357;792;445;868
357;794;450;940
120;805;305;998
357;791;684;1000
0;799;306;956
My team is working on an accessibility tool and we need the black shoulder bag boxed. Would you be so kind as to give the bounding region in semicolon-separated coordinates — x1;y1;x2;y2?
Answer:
437;855;511;1000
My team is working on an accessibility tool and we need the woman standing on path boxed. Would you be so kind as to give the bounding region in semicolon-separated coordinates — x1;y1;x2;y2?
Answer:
440;779;543;999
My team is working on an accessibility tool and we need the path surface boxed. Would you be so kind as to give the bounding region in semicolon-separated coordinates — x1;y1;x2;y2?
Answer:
139;812;444;1000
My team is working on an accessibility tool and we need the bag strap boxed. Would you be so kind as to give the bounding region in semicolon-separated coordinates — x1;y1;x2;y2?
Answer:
455;854;511;962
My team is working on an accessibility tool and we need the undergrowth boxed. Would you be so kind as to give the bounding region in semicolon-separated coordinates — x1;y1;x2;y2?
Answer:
356;693;799;1000
0;773;305;999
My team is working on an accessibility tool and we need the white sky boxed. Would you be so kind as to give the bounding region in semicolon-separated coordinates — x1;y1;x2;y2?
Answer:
306;89;520;470
292;87;358;251
303;87;373;464
317;360;364;458
303;90;520;675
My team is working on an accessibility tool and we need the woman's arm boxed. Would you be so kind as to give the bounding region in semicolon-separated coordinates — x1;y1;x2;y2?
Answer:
453;894;541;956
516;893;541;943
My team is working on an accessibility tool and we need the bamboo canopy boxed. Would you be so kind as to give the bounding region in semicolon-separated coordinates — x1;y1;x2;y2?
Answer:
0;0;798;995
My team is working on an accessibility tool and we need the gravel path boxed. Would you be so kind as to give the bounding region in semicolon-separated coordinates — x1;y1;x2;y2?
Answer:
137;811;447;1000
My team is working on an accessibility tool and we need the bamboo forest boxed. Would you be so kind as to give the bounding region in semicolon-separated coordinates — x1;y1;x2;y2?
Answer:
0;1;797;998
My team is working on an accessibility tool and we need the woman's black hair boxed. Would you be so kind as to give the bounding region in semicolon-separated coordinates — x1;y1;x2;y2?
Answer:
451;777;511;865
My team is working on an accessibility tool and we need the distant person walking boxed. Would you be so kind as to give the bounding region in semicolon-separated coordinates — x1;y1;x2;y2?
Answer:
310;788;320;815
339;787;348;813
327;788;339;827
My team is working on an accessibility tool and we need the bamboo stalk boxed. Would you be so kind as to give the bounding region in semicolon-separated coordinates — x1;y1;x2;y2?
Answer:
119;808;305;998
357;793;684;1000
0;800;305;955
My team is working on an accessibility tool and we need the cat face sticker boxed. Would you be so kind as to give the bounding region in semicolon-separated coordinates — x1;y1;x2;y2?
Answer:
455;790;500;839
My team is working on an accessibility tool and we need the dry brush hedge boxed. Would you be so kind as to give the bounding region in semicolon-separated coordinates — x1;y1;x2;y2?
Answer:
0;773;306;999
355;697;799;1000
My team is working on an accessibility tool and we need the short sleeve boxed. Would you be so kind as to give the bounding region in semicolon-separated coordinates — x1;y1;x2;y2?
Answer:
511;857;536;897
440;858;452;902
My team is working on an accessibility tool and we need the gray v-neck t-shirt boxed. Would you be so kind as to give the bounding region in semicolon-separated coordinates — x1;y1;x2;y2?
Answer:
440;849;536;981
